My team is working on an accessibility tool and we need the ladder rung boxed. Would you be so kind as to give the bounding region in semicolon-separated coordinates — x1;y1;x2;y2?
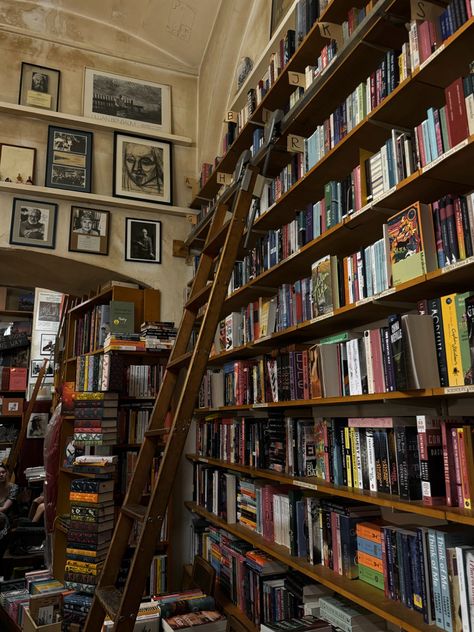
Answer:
96;586;122;620
121;503;147;522
167;351;193;370
185;284;212;311
145;428;170;439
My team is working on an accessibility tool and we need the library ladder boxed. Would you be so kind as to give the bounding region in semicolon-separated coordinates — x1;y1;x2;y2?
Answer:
84;153;262;631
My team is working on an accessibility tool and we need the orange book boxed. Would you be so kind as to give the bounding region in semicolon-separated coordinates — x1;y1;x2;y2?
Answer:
357;550;383;573
356;521;383;543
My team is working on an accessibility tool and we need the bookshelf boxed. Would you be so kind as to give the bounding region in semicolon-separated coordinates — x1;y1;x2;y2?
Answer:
186;1;474;631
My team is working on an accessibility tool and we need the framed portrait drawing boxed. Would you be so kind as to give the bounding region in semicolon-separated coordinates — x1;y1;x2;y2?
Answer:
19;62;60;111
69;206;110;256
83;68;171;133
114;133;172;205
270;0;294;37
27;413;49;438
125;218;162;264
40;333;56;356
10;197;57;249
0;144;35;184
45;126;93;193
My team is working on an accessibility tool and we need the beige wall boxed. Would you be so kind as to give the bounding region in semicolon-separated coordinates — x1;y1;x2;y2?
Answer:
0;7;198;323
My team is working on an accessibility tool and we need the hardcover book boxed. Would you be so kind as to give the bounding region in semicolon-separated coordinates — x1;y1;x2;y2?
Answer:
109;300;135;334
311;255;339;317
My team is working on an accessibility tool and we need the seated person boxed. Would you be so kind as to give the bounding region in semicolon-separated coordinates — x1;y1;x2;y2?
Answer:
0;463;18;556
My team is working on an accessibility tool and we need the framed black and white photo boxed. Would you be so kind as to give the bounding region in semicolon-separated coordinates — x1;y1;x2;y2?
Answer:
10;198;57;249
35;290;61;332
0;144;35;184
31;359;54;381
40;333;56;356
125;218;162;264
19;62;60;111
69;206;110;256
45;126;93;193
83;68;171;133
114;133;172;205
270;0;293;36
27;413;49;439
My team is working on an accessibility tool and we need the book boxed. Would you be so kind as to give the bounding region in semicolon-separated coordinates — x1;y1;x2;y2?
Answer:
162;611;227;632
311;255;339;317
109;300;135;334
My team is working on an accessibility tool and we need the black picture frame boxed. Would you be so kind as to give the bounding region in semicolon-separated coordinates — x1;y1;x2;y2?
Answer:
270;0;294;37
40;333;56;356
19;62;61;111
113;132;172;206
125;217;162;264
45;125;93;193
68;206;110;256
9;197;58;249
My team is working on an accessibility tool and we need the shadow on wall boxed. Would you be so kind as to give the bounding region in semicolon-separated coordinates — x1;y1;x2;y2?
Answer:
0;248;146;296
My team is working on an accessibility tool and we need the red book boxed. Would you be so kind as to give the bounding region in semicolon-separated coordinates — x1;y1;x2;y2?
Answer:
445;77;470;147
440;419;461;506
418;20;433;63
454;196;467;260
451;426;464;507
8;368;27;391
416;416;446;505
457;426;473;509
466;0;472;18
370;328;386;393
416;124;427;167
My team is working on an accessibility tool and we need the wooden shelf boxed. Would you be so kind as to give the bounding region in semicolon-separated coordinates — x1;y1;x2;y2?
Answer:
185;502;442;632
0;181;195;218
214;587;257;632
0;101;193;146
187;454;474;526
0;310;33;318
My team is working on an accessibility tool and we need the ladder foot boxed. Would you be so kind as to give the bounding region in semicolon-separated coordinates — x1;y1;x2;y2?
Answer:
96;586;122;621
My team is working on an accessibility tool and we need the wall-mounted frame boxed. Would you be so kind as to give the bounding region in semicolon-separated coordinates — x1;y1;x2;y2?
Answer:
270;0;294;37
125;217;162;264
83;68;171;133
69;206;110;256
9;197;57;249
0;144;36;184
45;126;93;193
27;413;49;438
40;333;56;356
19;62;60;111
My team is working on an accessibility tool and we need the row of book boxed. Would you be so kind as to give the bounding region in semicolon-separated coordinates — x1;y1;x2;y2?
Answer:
72;391;118;446
196;413;474;507
117;403;153;444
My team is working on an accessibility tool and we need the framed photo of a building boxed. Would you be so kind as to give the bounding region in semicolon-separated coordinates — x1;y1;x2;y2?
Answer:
69;206;110;255
0;144;35;184
45;126;93;193
9;198;57;249
83;68;171;133
19;62;60;111
113;133;172;205
125;217;162;264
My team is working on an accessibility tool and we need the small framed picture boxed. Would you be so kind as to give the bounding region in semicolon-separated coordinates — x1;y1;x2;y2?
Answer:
0;144;36;184
31;359;54;381
45;126;93;193
83;68;171;133
19;62;60;111
69;206;110;256
10;198;57;249
40;334;56;356
270;0;294;37
113;132;172;205
27;413;49;439
125;217;162;264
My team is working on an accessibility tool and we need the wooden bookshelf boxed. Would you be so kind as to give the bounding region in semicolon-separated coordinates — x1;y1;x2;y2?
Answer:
185;502;442;632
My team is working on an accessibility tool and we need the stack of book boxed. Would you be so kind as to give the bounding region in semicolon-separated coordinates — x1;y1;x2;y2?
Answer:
318;595;385;632
103;332;146;352
141;321;177;350
261;615;332;632
356;522;384;591
73;392;118;446
71;454;117;477
162;610;227;632
24;465;46;482
103;600;161;630
65;477;115;594
62;592;93;629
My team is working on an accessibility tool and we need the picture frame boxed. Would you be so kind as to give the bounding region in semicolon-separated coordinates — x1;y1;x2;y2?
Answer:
83;68;171;133
26;413;49;439
69;206;110;256
19;62;60;111
270;0;294;37
45;125;93;193
113;132;172;205
0;144;36;184
9;197;57;249
125;217;162;264
30;359;54;382
40;334;56;356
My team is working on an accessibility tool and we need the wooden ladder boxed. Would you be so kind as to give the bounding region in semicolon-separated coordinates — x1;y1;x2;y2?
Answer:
84;158;260;631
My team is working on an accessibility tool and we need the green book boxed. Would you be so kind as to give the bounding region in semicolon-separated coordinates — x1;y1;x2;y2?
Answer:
358;563;384;590
109;300;135;334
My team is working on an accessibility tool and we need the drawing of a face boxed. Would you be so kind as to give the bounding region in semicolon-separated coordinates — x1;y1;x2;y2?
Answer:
125;143;158;187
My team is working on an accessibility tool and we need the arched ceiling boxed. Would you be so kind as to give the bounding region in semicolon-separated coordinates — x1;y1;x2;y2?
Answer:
0;0;223;74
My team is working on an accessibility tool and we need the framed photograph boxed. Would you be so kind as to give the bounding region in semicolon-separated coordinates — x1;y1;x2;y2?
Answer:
30;359;54;381
270;0;294;37
10;198;57;249
27;413;49;439
83;68;171;133
45;126;93;193
36;290;61;332
114;133;172;205
0;144;35;184
69;206;110;256
19;62;60;111
40;334;56;356
125;218;162;264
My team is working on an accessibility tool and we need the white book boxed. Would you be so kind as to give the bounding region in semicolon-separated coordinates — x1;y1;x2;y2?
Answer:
366;429;377;491
456;545;473;632
364;330;375;394
466;93;474;136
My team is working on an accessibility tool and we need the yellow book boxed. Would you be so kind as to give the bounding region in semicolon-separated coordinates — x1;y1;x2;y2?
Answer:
349;427;359;490
441;294;464;386
344;427;353;488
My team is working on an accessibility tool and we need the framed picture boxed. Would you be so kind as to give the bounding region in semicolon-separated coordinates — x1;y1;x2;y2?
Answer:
36;290;61;333
45;126;93;193
40;334;56;356
69;206;110;256
270;0;294;37
27;413;49;439
19;62;60;111
30;359;54;381
9;198;57;249
0;144;35;184
114;133;172;205
125;218;162;264
83;68;171;133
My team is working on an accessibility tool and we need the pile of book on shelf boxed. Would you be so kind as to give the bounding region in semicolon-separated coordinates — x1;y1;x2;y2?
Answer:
72;391;118;446
65;477;115;594
153;589;226;632
63;592;93;630
103;599;160;631
71;454;118;476
24;465;46;483
141;320;177;350
103;331;146;352
260;614;332;632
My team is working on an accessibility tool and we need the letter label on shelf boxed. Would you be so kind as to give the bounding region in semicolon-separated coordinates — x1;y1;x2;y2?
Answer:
287;134;305;153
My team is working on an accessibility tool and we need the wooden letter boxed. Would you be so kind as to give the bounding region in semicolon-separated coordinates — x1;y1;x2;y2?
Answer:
225;111;238;123
318;22;344;48
410;0;444;21
288;72;305;87
287;134;305;153
216;172;233;185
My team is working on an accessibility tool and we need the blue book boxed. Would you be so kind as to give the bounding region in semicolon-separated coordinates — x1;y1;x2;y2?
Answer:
421;120;432;164
426;108;439;160
357;535;382;558
428;528;444;627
